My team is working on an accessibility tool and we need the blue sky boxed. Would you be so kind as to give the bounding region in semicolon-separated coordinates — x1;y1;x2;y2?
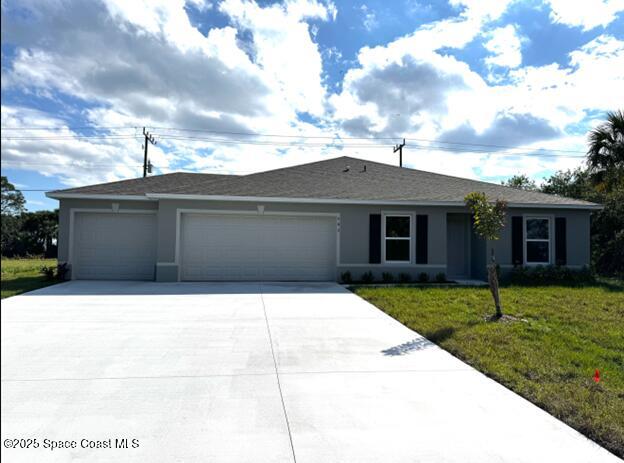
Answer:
1;0;623;211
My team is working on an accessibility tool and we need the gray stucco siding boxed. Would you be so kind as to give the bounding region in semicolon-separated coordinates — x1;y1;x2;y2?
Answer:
489;208;591;269
152;199;454;281
56;198;592;282
154;199;452;263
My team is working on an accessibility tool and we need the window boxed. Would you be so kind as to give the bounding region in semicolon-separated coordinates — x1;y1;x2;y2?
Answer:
384;215;411;262
525;217;551;264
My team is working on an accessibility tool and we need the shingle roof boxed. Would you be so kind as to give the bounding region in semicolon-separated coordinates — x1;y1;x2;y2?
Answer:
48;156;599;208
50;172;230;195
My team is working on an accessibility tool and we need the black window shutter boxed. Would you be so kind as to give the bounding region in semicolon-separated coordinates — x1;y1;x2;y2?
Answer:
369;214;381;264
555;217;567;266
511;216;523;266
416;215;428;264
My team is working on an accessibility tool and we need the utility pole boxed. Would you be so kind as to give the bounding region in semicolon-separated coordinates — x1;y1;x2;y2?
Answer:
394;138;406;167
142;127;156;177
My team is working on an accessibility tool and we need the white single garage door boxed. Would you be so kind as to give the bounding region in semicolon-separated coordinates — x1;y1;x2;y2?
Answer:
180;213;337;281
73;212;157;280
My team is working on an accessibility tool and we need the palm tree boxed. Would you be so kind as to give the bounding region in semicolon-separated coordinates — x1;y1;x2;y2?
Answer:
587;110;624;189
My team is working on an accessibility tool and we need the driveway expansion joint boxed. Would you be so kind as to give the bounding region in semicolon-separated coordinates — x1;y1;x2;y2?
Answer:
259;284;298;463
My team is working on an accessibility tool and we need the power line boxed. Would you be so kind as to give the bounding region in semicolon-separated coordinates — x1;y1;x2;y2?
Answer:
1;124;588;154
0;126;137;131
1;135;139;140
151;126;400;140
151;127;588;153
151;134;587;157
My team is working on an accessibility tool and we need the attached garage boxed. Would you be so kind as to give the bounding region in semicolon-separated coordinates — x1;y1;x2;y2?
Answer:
179;213;337;281
72;212;157;280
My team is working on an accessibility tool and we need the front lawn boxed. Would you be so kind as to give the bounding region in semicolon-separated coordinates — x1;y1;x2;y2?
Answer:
1;258;58;299
354;284;624;457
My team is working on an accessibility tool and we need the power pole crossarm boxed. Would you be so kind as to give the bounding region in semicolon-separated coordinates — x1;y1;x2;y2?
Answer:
142;127;157;177
393;138;406;167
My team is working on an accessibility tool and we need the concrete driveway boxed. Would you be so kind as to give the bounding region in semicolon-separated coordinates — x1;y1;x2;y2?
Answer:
1;281;619;463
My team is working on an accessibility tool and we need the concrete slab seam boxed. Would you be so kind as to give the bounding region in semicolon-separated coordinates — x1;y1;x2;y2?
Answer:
259;285;298;463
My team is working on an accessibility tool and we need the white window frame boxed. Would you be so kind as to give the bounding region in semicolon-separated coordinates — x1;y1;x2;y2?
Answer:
382;213;413;264
523;215;553;266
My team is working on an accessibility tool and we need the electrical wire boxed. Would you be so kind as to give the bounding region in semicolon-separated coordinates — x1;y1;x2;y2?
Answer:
1;135;140;140
1;124;588;154
150;134;587;158
0;126;137;131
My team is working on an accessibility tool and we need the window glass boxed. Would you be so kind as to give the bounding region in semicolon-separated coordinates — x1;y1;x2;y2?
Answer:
527;241;549;263
386;216;410;238
386;240;410;261
526;218;549;240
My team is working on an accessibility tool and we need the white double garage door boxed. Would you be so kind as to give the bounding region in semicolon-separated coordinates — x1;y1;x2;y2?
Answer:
73;211;337;281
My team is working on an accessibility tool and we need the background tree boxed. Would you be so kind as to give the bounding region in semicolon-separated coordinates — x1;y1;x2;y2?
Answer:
587;109;624;191
1;176;25;215
18;210;59;257
540;168;593;199
503;110;623;277
1;176;59;258
501;174;537;191
1;176;26;255
464;192;508;318
1;215;21;255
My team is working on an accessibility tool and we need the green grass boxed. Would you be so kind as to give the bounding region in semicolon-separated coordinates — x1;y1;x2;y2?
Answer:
354;284;624;457
1;258;59;299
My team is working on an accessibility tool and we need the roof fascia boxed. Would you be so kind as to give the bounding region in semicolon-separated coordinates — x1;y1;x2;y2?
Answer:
144;193;602;210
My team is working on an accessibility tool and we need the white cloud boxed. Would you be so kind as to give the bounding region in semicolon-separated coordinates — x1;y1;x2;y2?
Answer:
328;3;518;141
484;25;525;69
546;0;624;31
504;35;624;124
449;0;516;22
328;13;621;183
219;0;334;116
360;5;378;31
1;0;338;184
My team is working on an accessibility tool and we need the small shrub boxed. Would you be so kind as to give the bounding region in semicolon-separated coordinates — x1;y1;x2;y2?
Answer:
381;272;394;283
418;272;429;283
435;272;447;283
398;272;411;283
508;265;595;286
57;263;69;281
361;271;375;284
40;266;56;281
340;271;352;284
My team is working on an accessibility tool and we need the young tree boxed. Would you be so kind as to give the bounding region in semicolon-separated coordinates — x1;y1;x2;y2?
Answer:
464;192;508;318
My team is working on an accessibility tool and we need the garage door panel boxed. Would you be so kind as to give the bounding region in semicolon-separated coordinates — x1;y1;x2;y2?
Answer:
73;213;157;280
181;214;336;281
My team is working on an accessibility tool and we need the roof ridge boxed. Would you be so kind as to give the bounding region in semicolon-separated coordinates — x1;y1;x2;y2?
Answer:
335;156;595;204
243;155;353;177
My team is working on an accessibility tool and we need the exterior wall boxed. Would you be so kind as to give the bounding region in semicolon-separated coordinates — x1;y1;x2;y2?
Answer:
57;199;158;278
154;199;460;281
489;208;591;274
55;197;593;282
